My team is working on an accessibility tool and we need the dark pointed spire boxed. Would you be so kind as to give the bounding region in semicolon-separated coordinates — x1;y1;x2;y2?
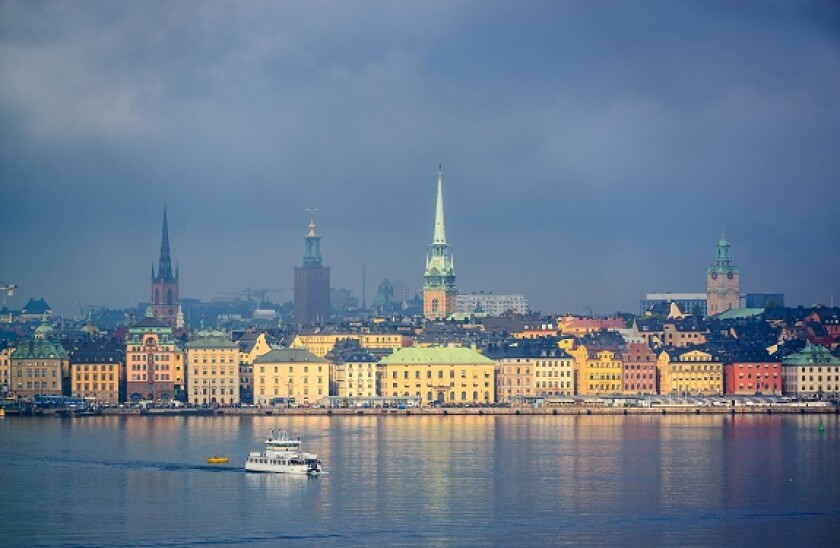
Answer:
157;207;174;281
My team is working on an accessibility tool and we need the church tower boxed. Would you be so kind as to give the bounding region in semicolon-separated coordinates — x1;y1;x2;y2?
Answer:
151;207;180;327
423;166;457;320
294;217;331;325
706;232;740;316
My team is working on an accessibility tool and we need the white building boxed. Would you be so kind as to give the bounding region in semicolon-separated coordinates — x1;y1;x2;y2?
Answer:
456;293;528;316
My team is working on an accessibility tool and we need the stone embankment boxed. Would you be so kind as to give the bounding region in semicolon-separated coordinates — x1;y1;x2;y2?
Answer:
215;405;837;416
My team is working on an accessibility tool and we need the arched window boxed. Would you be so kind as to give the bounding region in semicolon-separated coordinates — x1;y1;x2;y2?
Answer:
154;289;159;305
167;288;173;305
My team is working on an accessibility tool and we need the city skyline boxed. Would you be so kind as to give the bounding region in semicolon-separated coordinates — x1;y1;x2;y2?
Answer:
2;1;839;315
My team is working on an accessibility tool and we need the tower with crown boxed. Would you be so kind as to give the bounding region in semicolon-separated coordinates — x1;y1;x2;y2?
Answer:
294;215;331;325
706;232;740;315
151;208;180;327
423;166;457;320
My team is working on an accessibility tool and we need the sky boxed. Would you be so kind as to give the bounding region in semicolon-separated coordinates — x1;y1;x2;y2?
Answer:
1;0;839;317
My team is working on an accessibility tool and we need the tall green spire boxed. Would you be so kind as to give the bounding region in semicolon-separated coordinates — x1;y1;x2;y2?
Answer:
424;165;455;288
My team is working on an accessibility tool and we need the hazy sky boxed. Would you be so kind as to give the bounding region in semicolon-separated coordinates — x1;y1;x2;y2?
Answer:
1;0;839;317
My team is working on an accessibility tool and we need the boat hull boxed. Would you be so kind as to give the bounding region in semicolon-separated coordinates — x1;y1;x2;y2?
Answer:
244;461;321;475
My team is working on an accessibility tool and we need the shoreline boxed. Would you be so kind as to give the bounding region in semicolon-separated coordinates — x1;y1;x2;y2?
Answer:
4;405;838;417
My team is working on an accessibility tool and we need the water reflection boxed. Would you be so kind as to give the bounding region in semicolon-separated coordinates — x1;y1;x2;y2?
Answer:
1;414;838;546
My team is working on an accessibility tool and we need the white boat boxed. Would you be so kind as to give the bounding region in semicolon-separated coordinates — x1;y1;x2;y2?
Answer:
244;430;322;475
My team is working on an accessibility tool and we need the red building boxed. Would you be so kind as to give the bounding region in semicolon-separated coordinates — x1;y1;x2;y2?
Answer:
621;341;657;395
724;350;782;395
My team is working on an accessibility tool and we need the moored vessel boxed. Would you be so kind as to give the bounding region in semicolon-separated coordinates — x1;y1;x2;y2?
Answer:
245;430;322;475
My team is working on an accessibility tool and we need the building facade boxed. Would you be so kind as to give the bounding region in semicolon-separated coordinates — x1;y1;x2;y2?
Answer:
10;323;69;401
185;332;240;405
781;343;840;399
290;332;409;358
423;167;457;320
294;220;331;325
723;350;782;395
151;208;180;327
125;310;184;401
622;342;657;395
70;343;123;404
253;348;329;405
486;343;573;403
236;332;273;404
379;346;495;404
706;234;740;316
657;348;723;396
456;293;528;316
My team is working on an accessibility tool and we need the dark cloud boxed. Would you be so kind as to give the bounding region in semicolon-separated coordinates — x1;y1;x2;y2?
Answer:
1;0;839;315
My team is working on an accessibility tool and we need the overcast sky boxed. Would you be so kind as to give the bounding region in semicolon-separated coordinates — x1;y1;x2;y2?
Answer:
1;0;839;317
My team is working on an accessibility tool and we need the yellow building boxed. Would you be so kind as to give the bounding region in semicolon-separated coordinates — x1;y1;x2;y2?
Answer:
70;344;123;404
332;358;380;398
290;332;408;358
10;323;68;401
236;332;272;403
185;333;240;405
253;348;329;405
572;345;623;396
657;348;723;396
379;346;495;404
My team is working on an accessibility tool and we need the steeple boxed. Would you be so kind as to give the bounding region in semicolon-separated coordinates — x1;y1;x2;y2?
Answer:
157;207;174;281
423;164;456;320
433;164;446;245
715;231;731;267
302;214;323;267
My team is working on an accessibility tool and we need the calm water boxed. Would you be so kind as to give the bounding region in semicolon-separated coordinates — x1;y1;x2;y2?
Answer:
1;414;838;547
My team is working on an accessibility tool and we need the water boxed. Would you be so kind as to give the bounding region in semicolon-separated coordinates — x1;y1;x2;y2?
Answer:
1;414;838;547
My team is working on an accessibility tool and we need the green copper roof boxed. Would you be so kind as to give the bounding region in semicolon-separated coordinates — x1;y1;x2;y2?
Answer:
380;346;494;365
782;343;840;366
185;336;237;349
254;347;327;364
12;338;68;360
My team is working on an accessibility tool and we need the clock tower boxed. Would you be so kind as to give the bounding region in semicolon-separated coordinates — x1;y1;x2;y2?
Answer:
706;233;740;316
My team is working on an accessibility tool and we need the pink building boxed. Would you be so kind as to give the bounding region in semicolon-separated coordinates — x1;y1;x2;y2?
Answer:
622;342;657;395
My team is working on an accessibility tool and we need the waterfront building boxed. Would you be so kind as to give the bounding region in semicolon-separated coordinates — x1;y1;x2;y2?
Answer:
657;348;723;396
253;348;329;405
640;293;707;317
10;321;69;401
781;343;840;399
723;349;782;395
706;233;740;316
0;346;12;394
485;342;573;403
571;345;623;396
236;332;273;404
379;346;494;404
125;308;184;402
290;331;409;358
294;219;331;325
423;167;457;320
456;293;528;316
70;342;123;404
185;332;240;405
621;342;657;395
328;341;380;398
151;208;180;328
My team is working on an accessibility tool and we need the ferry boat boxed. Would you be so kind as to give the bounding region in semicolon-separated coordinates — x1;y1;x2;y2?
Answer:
244;430;322;475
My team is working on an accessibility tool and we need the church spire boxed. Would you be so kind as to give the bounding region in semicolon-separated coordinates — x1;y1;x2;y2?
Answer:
433;164;447;245
157;207;174;281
